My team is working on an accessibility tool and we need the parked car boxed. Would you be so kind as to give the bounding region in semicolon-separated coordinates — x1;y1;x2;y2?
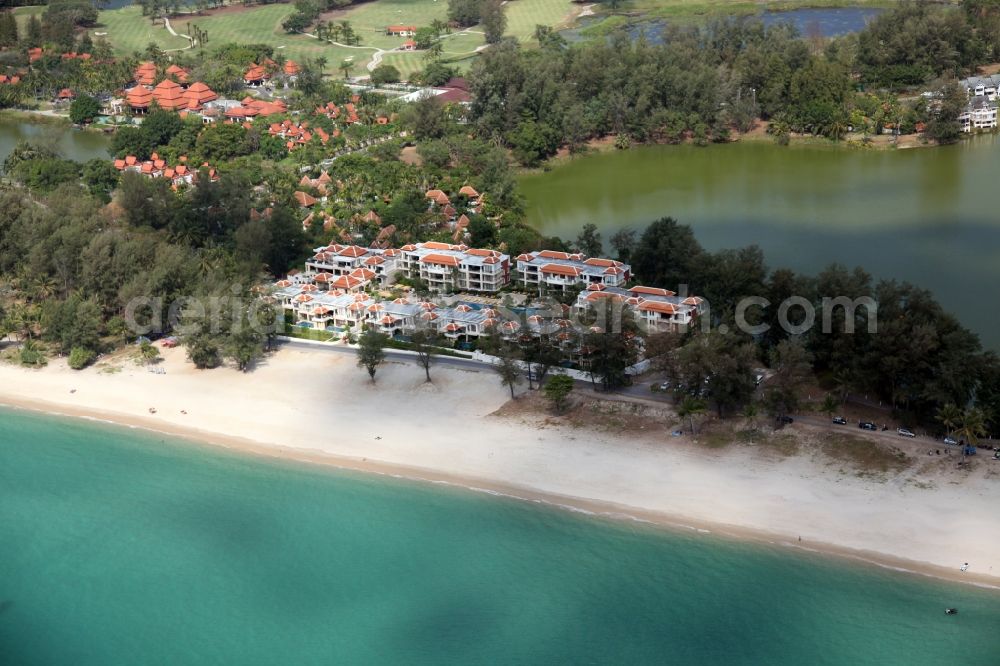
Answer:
658;381;671;391
776;415;794;425
897;428;916;438
832;416;848;425
859;421;877;431
943;437;958;446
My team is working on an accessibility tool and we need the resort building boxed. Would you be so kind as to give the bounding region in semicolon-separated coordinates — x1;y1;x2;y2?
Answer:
396;242;511;293
244;63;270;87
959;95;998;132
270;120;332;149
112;153;218;188
386;25;417;37
515;251;631;293
273;282;499;341
961;75;1000;101
573;285;703;333
165;64;190;84
134;61;157;86
124;78;219;114
305;244;401;288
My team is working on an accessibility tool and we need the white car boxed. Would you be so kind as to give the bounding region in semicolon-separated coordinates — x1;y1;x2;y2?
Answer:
897;428;916;438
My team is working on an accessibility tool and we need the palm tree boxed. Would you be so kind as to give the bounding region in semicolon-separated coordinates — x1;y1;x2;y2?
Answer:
821;393;839;420
678;396;706;435
138;340;160;365
29;276;59;302
424;41;443;63
339;59;353;80
936;403;962;440
955;407;987;448
828;117;848;142
831;368;853;403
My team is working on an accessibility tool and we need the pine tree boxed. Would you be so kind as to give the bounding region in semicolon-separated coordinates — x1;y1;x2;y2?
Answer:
26;15;43;48
0;12;18;48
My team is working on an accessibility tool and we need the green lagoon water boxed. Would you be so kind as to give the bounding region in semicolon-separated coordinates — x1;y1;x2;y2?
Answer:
0;119;110;165
2;407;999;664
521;137;1000;349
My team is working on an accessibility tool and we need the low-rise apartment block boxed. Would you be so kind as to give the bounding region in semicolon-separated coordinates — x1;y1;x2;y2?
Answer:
574;284;702;333
397;242;510;293
515;251;630;293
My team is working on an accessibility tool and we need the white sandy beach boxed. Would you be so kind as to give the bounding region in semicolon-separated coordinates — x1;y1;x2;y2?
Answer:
1;345;998;586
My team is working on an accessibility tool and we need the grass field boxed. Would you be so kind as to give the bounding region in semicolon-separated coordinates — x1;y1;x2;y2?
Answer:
505;0;577;40
19;0;860;82
320;0;451;50
98;7;191;54
377;52;429;80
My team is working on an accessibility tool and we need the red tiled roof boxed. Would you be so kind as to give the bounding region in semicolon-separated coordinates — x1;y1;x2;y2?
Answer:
584;257;620;268
541;263;581;277
638;301;679;315
631;286;675;297
420;254;461;267
183;81;217;105
537;250;571;260
126;86;152;107
294;191;318;207
244;64;268;81
152;78;185;109
134;61;156;86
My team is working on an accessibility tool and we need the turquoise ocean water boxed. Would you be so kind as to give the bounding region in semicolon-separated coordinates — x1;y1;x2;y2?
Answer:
1;406;998;665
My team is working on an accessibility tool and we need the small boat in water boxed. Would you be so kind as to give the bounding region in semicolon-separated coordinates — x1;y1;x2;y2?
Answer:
945;608;958;615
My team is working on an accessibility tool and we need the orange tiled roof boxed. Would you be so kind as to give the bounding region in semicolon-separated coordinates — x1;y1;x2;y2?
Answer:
244;64;268;81
419;254;461;267
631;286;675;297
294;191;318;207
541;263;582;277
183;81;217;105
134;61;157;86
152;78;185;109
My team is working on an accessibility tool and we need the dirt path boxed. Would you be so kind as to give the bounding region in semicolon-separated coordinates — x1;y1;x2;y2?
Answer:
162;17;194;52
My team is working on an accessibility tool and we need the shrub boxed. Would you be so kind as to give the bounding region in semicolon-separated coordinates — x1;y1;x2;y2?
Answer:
19;341;47;367
68;346;96;370
370;64;401;86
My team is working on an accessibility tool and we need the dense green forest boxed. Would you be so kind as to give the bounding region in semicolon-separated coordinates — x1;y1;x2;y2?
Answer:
467;2;1000;164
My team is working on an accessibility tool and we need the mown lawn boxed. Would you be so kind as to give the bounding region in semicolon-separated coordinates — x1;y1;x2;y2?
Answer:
46;0;579;79
97;7;191;54
322;0;451;50
439;30;483;55
505;0;577;40
377;52;428;80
